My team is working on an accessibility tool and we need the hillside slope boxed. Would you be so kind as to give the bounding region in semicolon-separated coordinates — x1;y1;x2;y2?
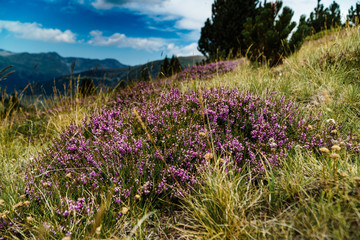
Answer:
0;27;359;239
0;49;127;91
26;55;205;95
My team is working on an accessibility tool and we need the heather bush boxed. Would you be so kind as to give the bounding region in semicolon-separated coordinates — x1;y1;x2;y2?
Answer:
178;59;243;81
6;86;355;238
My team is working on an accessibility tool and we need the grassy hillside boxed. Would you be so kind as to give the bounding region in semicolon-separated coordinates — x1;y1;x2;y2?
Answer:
0;26;359;239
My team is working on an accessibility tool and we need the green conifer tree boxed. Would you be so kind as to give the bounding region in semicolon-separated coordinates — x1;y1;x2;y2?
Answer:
242;1;296;66
159;57;170;78
347;3;360;25
169;55;182;75
327;1;341;28
307;0;341;33
289;15;313;51
140;66;150;81
198;0;259;60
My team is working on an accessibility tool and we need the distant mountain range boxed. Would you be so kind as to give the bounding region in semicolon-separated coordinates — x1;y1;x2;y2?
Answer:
0;49;205;95
0;49;127;92
32;56;206;96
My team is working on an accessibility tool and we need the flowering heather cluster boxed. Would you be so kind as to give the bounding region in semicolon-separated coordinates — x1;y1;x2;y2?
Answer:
178;59;244;80
7;84;355;237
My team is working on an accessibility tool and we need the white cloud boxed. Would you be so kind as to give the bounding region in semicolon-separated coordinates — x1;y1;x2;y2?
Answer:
88;30;165;51
0;20;77;43
143;0;212;31
88;29;200;56
91;0;213;31
92;0;162;9
91;0;114;9
166;42;200;56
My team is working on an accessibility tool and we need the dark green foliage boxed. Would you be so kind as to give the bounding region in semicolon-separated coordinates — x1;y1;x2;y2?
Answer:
242;1;296;66
198;19;214;59
347;2;360;26
159;56;170;78
307;0;341;33
118;80;126;89
327;1;341;28
159;55;182;78
289;15;313;51
79;77;96;97
289;1;341;53
170;55;182;75
140;66;150;81
307;0;327;33
198;0;259;60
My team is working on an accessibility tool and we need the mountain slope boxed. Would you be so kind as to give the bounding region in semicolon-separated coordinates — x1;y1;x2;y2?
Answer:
27;55;206;95
0;49;127;91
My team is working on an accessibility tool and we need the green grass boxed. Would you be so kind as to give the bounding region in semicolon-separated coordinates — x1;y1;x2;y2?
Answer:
177;26;360;239
0;26;360;239
180;145;360;239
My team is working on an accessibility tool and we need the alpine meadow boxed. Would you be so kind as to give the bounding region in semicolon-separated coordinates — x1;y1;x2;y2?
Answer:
0;0;360;239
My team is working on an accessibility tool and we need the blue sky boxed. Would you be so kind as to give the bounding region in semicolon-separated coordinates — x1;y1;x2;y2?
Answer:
0;0;355;65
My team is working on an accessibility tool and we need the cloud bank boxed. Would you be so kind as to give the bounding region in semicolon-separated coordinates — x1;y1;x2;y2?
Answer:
0;20;77;43
91;0;212;31
88;30;200;56
88;30;165;51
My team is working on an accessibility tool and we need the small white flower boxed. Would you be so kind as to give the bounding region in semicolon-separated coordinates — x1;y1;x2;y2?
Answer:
331;145;341;151
13;201;23;210
204;152;214;160
319;147;330;154
338;172;348;178
269;142;277;148
26;216;34;223
95;225;101;235
219;158;226;164
121;207;129;215
199;131;207;137
326;119;336;124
